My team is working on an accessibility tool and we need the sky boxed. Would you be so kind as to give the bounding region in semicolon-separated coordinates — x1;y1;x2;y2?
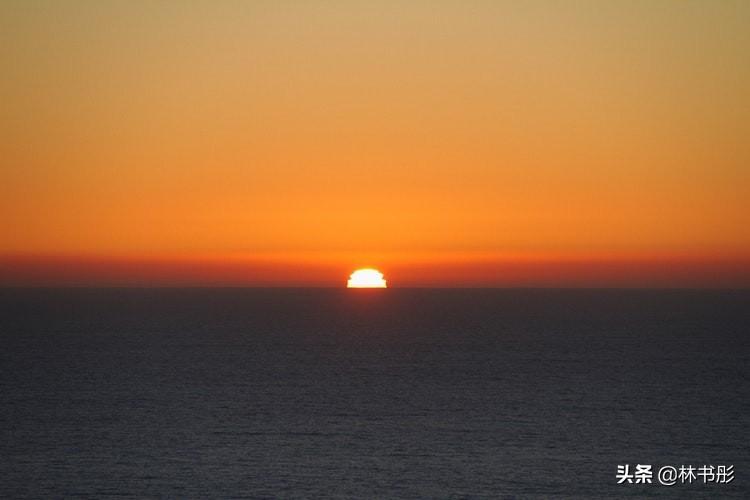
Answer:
1;1;749;286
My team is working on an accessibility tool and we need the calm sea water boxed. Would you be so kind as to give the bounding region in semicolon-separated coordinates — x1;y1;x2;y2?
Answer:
1;288;748;498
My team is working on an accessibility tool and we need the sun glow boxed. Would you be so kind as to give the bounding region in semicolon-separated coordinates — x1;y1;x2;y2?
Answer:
347;268;387;288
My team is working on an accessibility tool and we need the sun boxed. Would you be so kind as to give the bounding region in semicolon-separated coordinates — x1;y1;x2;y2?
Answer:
347;268;387;288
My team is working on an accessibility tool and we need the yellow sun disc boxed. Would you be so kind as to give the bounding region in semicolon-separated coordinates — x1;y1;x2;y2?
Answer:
347;269;387;288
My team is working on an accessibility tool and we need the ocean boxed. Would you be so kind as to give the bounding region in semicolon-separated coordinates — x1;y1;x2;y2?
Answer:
1;288;748;498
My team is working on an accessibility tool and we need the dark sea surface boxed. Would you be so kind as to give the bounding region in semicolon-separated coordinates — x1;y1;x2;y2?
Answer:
1;288;748;499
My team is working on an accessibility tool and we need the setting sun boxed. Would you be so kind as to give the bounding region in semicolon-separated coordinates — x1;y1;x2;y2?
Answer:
347;269;387;288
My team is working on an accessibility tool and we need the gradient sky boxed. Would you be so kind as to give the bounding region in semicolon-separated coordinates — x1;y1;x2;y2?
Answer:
2;1;749;286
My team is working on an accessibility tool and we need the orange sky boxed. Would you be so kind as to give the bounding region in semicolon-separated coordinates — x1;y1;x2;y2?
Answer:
1;1;749;286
